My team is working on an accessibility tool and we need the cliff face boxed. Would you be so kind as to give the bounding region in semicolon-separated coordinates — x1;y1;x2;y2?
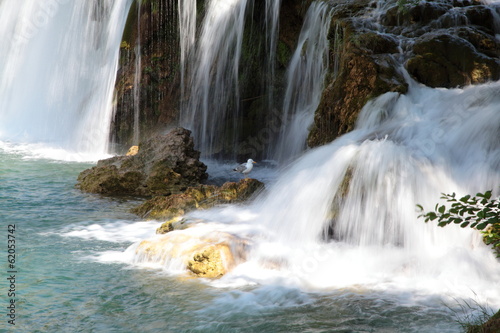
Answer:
111;0;500;154
111;0;182;152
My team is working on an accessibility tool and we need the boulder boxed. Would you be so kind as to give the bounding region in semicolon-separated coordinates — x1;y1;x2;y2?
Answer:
131;178;265;225
135;231;249;278
76;127;208;196
406;32;500;88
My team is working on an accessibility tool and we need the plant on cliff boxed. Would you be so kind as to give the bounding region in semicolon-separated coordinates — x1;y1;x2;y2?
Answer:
417;190;500;257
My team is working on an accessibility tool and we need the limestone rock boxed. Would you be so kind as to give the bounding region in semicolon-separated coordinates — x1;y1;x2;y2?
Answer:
126;145;139;156
135;231;249;278
76;128;208;196
131;178;265;224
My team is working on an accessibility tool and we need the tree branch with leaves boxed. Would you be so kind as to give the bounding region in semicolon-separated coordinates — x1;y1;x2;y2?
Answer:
417;191;500;257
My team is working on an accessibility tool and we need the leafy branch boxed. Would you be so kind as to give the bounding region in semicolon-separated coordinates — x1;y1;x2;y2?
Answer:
417;191;500;256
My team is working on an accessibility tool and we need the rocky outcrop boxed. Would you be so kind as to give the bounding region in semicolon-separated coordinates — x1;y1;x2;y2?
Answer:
131;178;264;223
76;128;207;196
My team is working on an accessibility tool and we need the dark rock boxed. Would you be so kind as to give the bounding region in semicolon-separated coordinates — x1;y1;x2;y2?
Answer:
406;32;500;87
76;128;208;196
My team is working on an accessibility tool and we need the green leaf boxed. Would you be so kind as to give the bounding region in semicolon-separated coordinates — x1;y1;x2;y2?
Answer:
460;222;469;228
438;205;446;214
460;195;471;203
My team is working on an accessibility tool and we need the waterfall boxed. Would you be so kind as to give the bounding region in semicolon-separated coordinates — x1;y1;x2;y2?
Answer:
133;2;142;146
0;0;133;159
178;0;197;111
264;0;282;115
258;78;500;247
271;2;333;163
180;0;249;156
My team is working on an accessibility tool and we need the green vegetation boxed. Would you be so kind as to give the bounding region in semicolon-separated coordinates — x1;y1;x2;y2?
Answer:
417;190;500;257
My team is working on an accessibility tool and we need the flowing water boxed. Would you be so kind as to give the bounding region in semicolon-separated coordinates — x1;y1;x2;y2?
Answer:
270;2;333;163
0;0;133;158
180;0;249;156
1;0;500;332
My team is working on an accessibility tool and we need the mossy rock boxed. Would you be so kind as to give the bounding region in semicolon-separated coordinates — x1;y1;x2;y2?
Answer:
406;32;500;87
133;178;265;220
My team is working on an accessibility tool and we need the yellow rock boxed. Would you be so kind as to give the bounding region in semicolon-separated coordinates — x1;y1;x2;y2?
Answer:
126;145;139;156
134;230;248;278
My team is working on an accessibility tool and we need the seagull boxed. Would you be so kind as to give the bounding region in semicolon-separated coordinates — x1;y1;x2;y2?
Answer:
233;159;256;178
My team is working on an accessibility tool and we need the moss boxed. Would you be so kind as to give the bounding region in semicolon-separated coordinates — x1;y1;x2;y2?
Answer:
276;40;293;68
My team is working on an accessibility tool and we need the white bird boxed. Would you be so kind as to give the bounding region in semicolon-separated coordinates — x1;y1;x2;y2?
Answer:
233;159;256;177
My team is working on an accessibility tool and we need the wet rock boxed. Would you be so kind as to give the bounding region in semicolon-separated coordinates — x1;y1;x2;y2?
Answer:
132;178;265;223
308;20;408;147
76;127;207;196
406;32;500;87
135;231;249;278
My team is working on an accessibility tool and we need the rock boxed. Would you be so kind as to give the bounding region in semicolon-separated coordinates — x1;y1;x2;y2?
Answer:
132;178;265;224
186;243;235;278
135;230;249;278
406;32;500;88
126;145;139;156
155;216;189;234
76;127;208;196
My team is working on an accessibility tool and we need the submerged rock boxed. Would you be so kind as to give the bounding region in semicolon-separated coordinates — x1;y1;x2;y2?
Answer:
135;231;249;278
76;128;207;196
131;178;265;226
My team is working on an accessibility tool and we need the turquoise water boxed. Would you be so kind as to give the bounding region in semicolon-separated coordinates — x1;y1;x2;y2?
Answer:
0;148;477;332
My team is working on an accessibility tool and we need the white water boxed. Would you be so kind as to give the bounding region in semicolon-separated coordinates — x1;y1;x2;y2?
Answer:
272;2;333;163
180;0;248;156
0;0;132;161
178;0;197;110
123;77;500;310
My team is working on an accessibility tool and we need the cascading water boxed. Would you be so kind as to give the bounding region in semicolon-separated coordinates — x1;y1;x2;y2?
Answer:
271;2;333;163
0;0;133;160
180;0;248;156
264;0;282;114
133;2;142;146
178;0;197;110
